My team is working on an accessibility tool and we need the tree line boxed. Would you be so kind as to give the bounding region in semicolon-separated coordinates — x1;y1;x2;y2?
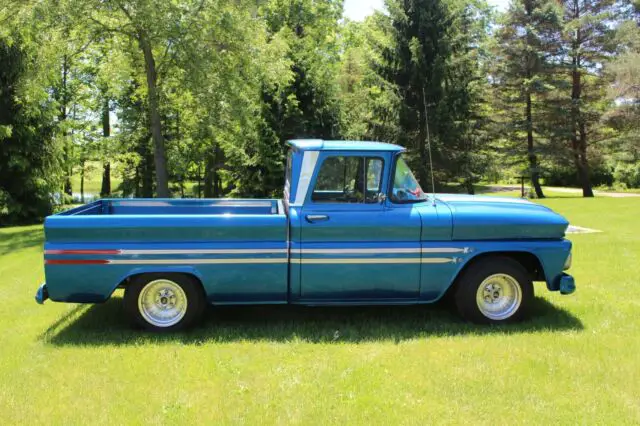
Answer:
0;0;638;224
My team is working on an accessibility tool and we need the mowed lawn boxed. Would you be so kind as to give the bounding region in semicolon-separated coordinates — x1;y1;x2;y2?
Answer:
0;196;639;424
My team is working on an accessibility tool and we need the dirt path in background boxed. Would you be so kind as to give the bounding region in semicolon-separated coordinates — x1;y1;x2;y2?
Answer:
484;185;640;198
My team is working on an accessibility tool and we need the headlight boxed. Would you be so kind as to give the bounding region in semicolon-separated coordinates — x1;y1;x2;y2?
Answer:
563;252;572;270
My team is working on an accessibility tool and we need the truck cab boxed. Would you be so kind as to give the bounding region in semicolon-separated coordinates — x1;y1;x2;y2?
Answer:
286;139;451;302
36;139;576;331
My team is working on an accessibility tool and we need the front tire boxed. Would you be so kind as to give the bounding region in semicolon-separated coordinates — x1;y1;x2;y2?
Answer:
454;257;533;324
124;273;205;331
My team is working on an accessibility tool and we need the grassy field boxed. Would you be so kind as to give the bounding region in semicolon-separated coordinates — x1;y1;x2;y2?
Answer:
1;195;639;424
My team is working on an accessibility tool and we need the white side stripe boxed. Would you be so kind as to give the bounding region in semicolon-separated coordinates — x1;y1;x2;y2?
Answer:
57;257;456;265
120;249;287;255
295;248;469;254
290;257;455;264
108;258;288;265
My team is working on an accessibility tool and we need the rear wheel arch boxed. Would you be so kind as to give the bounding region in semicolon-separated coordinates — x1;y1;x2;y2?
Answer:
115;269;206;293
121;271;205;291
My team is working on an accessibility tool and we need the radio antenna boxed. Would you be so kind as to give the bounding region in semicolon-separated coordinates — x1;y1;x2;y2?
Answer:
422;87;436;206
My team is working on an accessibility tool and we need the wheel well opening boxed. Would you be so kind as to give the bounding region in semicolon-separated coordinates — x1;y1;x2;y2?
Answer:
116;272;205;295
445;251;545;297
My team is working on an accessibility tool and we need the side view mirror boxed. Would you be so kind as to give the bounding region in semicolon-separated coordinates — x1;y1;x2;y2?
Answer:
377;192;387;204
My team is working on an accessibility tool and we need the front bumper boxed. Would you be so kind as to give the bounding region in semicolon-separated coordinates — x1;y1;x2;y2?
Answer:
35;283;49;304
556;273;576;295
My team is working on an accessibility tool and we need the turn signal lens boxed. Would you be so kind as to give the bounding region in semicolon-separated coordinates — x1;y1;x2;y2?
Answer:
563;253;572;270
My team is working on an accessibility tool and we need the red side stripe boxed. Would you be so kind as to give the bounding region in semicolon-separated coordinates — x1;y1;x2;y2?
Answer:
45;250;121;255
45;259;110;265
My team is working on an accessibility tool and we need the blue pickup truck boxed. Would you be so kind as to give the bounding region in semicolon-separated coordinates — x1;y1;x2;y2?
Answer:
36;139;575;330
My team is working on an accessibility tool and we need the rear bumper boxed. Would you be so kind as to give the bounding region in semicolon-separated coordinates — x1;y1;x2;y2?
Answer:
555;273;576;295
35;283;49;304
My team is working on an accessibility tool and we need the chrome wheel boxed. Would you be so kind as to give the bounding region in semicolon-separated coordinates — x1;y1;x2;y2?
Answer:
137;279;188;327
475;273;522;321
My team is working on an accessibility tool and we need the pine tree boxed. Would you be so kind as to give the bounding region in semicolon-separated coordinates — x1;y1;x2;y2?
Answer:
375;0;490;191
0;38;59;223
560;0;616;196
604;0;640;187
380;0;452;188
493;0;563;198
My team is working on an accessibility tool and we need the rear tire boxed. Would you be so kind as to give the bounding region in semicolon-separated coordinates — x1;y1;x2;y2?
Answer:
124;273;205;331
454;257;533;324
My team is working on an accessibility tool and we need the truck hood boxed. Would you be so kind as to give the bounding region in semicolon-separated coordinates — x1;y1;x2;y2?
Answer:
435;194;569;240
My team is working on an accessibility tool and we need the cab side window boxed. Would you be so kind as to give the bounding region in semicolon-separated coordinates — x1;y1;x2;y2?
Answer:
311;156;383;203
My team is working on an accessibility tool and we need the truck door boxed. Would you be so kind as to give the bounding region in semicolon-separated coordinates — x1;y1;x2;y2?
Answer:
297;152;422;301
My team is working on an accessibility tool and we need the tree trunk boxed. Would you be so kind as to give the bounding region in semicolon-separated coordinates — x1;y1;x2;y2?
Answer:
418;90;428;189
60;55;72;196
100;97;111;197
101;163;111;197
197;162;203;198
139;32;169;197
204;151;215;198
578;120;594;197
525;92;545;198
213;145;222;197
570;25;594;197
80;160;85;204
136;134;154;198
142;151;154;198
464;178;475;195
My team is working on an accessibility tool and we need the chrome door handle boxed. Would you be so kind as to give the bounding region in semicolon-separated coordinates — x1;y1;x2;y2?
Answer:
305;214;329;223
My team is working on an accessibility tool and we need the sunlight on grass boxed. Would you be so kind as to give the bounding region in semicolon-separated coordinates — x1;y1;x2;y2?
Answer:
1;198;639;423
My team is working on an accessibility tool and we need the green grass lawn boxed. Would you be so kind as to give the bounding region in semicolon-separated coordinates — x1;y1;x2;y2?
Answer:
1;196;639;424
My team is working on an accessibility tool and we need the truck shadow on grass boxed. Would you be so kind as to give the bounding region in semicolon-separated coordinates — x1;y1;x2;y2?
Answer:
40;296;583;346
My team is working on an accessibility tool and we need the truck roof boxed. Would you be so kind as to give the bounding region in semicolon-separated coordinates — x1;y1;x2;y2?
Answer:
287;139;406;152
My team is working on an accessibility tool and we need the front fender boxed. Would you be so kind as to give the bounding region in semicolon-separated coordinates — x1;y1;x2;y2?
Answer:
421;239;572;302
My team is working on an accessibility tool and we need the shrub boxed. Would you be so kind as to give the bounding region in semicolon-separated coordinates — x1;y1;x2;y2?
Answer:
613;163;640;189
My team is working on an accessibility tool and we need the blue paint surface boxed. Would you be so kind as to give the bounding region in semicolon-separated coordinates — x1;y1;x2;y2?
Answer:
39;140;575;306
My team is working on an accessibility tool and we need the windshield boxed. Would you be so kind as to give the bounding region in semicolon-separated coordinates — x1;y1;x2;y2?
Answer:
391;155;428;203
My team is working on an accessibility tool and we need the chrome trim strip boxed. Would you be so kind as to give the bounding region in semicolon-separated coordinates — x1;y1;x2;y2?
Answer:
297;248;421;254
110;200;273;208
292;151;319;206
53;256;456;265
291;258;421;264
47;249;288;255
49;248;466;256
422;247;470;254
108;258;288;265
422;258;457;264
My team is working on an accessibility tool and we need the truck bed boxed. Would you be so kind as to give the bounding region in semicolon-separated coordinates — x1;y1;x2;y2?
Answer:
43;198;289;303
58;198;283;216
45;198;287;243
